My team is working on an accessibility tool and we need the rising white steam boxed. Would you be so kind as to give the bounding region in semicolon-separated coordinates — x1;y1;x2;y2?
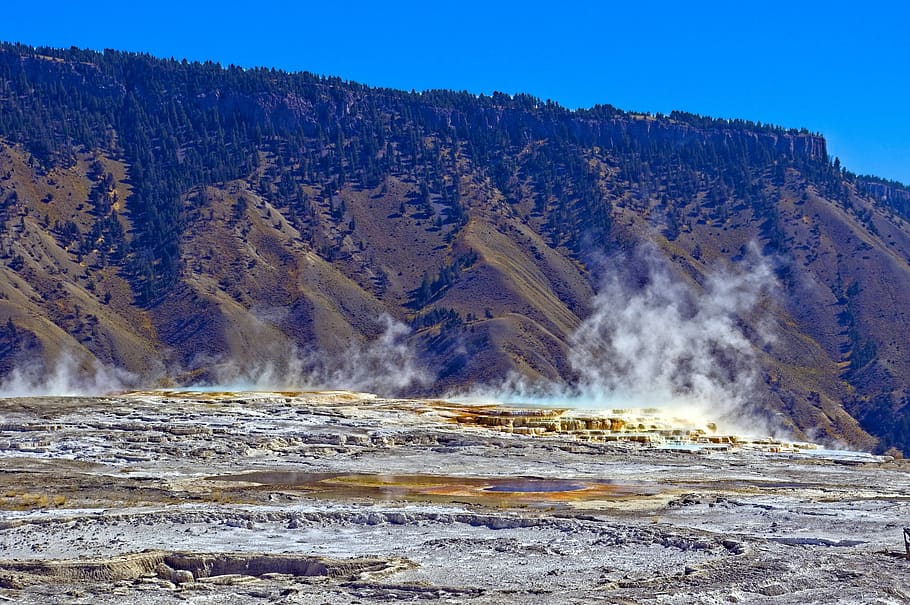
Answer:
458;245;779;435
0;352;136;397
207;314;431;396
569;246;775;418
307;315;432;394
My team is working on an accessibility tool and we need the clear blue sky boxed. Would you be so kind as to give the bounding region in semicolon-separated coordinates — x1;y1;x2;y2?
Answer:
4;1;909;184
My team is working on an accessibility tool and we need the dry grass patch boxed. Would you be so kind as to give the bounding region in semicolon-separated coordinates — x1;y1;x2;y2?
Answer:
1;491;67;510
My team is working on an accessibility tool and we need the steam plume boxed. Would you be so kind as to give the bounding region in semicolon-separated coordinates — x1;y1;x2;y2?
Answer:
570;246;774;419
206;314;431;395
460;245;779;435
0;351;135;397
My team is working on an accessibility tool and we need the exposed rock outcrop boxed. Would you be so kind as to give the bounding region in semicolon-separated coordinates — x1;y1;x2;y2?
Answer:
0;550;413;588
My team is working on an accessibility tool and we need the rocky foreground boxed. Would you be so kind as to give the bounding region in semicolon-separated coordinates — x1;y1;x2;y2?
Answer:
1;391;909;604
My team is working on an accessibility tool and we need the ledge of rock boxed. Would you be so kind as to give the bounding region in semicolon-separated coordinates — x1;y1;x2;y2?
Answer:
0;550;414;588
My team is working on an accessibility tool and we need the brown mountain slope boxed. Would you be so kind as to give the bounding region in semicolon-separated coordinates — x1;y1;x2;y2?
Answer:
3;138;908;451
1;44;910;452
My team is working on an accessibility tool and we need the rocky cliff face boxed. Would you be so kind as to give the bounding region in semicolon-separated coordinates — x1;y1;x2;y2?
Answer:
1;43;909;451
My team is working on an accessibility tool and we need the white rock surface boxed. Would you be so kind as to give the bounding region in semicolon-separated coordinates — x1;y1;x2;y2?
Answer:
0;392;908;604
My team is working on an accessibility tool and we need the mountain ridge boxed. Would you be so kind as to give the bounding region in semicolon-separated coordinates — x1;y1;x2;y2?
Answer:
1;42;909;452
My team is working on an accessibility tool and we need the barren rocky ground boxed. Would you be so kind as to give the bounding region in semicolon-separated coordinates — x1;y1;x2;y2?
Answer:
1;391;909;604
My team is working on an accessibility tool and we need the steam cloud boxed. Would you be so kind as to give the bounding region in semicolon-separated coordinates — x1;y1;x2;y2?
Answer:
0;316;428;398
0;351;136;397
206;314;431;395
2;246;776;427
571;246;775;418
461;245;778;435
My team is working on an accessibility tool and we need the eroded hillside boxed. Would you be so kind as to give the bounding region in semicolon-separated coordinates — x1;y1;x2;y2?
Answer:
1;43;909;451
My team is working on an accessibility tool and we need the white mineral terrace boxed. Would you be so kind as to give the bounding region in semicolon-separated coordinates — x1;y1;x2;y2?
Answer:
0;391;906;604
432;401;883;462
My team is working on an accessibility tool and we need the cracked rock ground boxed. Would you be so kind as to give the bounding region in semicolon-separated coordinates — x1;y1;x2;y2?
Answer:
1;391;909;604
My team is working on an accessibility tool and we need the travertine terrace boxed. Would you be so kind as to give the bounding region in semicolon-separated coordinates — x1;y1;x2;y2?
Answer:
0;391;908;604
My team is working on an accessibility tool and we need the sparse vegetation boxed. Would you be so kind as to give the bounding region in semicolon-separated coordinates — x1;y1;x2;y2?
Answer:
0;42;909;450
1;491;67;510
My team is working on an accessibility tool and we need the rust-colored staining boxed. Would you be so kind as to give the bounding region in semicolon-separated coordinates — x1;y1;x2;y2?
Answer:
430;402;720;445
212;471;657;507
110;392;822;455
